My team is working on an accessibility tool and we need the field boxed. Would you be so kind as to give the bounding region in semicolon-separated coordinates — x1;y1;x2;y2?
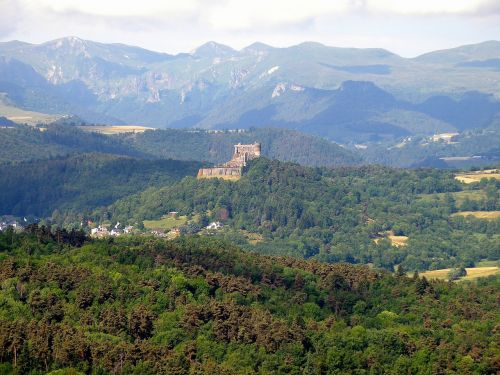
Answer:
240;230;264;245
197;175;241;181
420;266;499;281
143;215;187;231
374;231;408;247
451;211;500;219
78;125;153;134
418;190;485;205
388;235;409;247
0;96;61;125
455;169;500;184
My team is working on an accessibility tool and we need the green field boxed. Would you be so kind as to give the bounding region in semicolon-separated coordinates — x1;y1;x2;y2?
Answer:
0;95;61;125
143;216;188;231
451;211;500;219
78;125;153;134
419;266;499;281
418;190;486;206
455;170;500;184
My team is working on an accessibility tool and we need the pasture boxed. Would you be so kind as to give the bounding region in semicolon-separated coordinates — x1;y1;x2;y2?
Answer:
455;169;500;184
451;211;500;219
419;266;499;281
143;215;188;231
78;125;153;134
0;96;61;125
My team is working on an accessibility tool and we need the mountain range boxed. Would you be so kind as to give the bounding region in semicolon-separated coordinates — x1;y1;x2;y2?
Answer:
1;37;500;143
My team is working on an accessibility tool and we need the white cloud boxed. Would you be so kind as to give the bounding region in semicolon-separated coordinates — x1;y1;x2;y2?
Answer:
1;0;499;56
24;0;200;17
206;0;352;30
365;0;492;15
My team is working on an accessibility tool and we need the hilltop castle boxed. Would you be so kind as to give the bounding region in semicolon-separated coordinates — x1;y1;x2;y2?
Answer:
197;143;261;180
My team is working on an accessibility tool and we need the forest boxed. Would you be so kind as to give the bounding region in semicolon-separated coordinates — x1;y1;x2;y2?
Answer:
94;158;500;271
0;153;202;217
0;227;498;374
0;125;359;167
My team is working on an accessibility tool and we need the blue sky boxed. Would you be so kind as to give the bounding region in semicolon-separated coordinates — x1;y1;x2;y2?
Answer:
1;0;500;57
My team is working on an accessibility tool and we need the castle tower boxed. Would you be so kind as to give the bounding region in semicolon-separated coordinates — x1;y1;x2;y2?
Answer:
198;142;261;180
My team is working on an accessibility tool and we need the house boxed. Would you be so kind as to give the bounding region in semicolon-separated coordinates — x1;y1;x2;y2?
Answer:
90;225;110;238
124;225;134;234
206;221;223;230
110;228;123;236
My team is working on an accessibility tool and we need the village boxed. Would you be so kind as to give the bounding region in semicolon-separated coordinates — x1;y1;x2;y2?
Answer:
0;143;260;239
88;211;224;239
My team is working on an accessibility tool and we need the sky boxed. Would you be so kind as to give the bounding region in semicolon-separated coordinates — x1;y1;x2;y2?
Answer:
1;0;500;57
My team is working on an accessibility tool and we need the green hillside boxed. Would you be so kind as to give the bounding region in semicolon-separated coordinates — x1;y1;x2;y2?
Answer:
123;127;361;167
0;124;361;167
95;158;500;271
0;153;202;218
0;230;498;374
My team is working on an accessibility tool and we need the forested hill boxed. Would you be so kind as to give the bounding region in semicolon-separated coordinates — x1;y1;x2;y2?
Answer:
0;153;202;218
0;231;498;373
98;158;499;271
0;125;144;162
120;127;361;167
0;124;360;167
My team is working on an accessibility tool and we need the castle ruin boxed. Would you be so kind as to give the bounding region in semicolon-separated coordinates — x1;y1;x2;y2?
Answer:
197;143;261;180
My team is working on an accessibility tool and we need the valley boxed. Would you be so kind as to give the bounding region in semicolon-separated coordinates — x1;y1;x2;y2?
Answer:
0;35;499;375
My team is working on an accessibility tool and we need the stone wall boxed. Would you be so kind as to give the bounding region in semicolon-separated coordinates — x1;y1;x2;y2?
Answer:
197;143;261;180
197;167;242;179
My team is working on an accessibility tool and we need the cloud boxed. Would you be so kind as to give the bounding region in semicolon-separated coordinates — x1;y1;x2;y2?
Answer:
1;0;499;57
0;0;23;38
25;0;201;18
364;0;500;16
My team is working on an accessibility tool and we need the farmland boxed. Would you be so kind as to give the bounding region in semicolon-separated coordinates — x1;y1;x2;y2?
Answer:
0;95;61;125
419;266;499;281
455;169;500;184
451;211;500;219
418;190;486;205
78;125;153;134
143;215;188;231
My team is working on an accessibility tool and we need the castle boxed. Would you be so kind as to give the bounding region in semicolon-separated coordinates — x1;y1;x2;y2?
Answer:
197;143;261;180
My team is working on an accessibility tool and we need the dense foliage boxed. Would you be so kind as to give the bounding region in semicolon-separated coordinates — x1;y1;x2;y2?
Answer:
98;158;500;271
0;153;202;217
0;229;498;374
0;125;359;167
120;127;361;167
0;125;142;162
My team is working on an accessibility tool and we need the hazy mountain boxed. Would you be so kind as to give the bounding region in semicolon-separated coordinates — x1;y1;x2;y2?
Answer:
1;37;500;143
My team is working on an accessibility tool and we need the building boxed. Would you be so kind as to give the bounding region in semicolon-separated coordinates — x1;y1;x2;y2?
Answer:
198;142;261;180
206;221;223;230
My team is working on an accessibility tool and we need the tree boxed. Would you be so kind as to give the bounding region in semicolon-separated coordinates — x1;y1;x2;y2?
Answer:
128;305;155;340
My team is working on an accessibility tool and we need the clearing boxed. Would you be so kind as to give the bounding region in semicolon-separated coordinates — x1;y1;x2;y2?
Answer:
451;211;500;219
420;266;499;281
418;190;486;206
374;231;408;247
455;169;500;184
143;215;188;231
78;125;153;134
0;95;61;125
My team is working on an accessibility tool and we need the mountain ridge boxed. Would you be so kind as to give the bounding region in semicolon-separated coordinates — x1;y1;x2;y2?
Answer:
1;37;500;144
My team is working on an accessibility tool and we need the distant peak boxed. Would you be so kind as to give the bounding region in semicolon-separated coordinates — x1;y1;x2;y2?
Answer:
242;42;275;52
191;41;236;58
42;36;89;50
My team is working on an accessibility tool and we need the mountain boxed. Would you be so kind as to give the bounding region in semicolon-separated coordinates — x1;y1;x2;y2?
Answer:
1;38;500;144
